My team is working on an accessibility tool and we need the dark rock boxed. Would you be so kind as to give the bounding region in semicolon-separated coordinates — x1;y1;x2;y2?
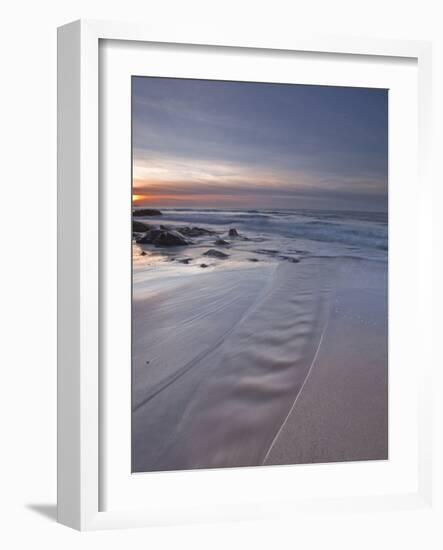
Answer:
133;208;162;216
214;238;230;246
178;226;216;237
203;249;229;259
200;263;209;268
177;258;191;264
228;228;239;237
133;220;150;232
136;229;189;246
135;229;163;244
154;230;189;247
248;258;259;262
140;250;146;256
135;229;164;244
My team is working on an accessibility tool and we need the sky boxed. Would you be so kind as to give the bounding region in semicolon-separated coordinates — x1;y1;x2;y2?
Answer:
132;77;388;212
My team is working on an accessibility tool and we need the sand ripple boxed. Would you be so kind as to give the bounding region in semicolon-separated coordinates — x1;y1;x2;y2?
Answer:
132;261;330;472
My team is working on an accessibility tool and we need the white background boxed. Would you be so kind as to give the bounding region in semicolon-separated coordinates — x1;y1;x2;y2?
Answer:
0;0;442;548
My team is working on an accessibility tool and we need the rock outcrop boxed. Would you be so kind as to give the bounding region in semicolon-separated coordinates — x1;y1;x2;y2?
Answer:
133;220;151;232
178;226;216;237
136;229;189;246
203;249;229;259
134;208;162;216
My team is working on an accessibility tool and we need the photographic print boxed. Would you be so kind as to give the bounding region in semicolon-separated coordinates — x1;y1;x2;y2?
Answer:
131;77;388;473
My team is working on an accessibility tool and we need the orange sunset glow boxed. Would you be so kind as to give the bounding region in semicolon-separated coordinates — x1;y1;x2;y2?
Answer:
133;189;252;206
132;194;145;203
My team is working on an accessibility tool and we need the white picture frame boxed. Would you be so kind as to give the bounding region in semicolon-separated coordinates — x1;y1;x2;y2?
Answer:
57;19;434;531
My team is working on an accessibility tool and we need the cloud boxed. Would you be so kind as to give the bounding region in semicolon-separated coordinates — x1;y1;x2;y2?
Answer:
132;77;388;211
133;152;385;193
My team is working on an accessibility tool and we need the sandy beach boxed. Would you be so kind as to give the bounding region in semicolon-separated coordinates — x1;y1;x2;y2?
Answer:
264;262;388;466
131;209;388;472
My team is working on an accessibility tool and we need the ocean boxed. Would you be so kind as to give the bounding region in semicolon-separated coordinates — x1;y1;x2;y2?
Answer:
133;207;388;265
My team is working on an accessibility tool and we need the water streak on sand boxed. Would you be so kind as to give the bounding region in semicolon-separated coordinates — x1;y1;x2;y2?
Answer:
132;261;330;472
261;320;328;464
132;265;275;408
132;265;278;412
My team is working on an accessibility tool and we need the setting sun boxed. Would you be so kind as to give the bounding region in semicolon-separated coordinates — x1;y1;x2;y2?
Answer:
132;194;144;203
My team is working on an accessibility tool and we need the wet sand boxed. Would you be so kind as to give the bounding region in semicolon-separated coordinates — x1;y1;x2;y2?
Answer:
264;284;388;465
132;255;387;472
